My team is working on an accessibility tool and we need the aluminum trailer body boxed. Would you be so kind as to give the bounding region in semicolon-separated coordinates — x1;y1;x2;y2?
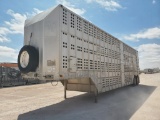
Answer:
18;4;140;102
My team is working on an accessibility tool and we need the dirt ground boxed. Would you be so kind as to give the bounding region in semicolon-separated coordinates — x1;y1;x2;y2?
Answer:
0;73;160;120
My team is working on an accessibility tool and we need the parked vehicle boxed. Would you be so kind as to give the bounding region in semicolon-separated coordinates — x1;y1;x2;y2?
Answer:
143;68;160;74
0;66;26;87
18;4;140;102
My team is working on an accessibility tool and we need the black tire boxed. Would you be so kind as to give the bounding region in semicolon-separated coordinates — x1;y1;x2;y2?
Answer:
18;45;39;73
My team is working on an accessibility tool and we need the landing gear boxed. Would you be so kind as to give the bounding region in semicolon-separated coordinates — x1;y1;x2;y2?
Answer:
94;88;98;103
133;75;137;86
133;75;140;86
136;75;140;85
64;80;67;99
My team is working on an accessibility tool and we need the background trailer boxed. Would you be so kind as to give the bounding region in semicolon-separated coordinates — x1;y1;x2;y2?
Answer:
18;4;140;102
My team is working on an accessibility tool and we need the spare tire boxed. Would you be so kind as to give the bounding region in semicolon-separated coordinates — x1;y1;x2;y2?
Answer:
18;45;39;73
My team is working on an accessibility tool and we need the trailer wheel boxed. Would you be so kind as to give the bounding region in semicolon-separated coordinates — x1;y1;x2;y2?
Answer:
18;45;39;73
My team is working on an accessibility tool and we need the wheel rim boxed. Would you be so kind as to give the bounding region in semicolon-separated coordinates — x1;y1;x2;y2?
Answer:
20;51;29;68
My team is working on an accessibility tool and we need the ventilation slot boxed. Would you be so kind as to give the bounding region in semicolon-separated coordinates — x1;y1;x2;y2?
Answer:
95;61;98;69
108;49;111;58
77;37;82;41
62;32;67;35
77;58;82;70
63;42;67;48
111;50;114;58
105;48;108;57
93;27;97;38
108;38;111;45
112;77;117;85
109;78;112;86
97;29;100;39
89;24;93;37
101;47;105;54
115;64;121;72
108;63;112;72
71;35;75;38
70;13;75;28
77;17;82;31
89;49;93;54
77;46;82;52
101;62;105;70
102;78;105;88
90;60;94;69
84;48;88;53
83;21;88;35
106;78;109;87
84;59;88;70
62;56;68;68
62;9;67;25
97;61;100;70
105;34;108;43
71;44;75;50
101;31;104;41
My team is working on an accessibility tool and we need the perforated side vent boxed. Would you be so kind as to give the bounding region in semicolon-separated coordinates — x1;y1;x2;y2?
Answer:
101;62;105;70
95;61;98;70
104;48;108;57
63;9;67;25
71;44;75;50
77;58;82;70
105;78;109;87
63;42;67;48
63;56;68;68
97;61;100;70
70;13;75;28
90;60;94;69
84;59;88;70
102;78;105;88
83;20;88;35
89;24;93;37
93;27;97;38
77;46;82;52
77;17;82;31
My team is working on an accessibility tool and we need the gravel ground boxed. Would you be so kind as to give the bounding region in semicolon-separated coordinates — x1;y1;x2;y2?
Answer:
0;73;160;120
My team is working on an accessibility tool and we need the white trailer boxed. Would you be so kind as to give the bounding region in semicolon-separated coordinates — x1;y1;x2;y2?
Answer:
143;68;160;74
144;69;153;74
18;4;140;102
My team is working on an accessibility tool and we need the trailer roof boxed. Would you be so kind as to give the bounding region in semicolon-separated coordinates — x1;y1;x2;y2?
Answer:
25;6;57;27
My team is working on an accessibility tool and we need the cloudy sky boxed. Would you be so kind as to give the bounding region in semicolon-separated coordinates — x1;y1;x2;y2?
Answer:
0;0;160;70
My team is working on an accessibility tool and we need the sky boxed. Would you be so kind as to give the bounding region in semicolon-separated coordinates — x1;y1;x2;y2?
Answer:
0;0;160;70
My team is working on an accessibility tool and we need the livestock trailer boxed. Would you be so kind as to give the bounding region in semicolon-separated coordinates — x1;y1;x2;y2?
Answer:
18;4;140;102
